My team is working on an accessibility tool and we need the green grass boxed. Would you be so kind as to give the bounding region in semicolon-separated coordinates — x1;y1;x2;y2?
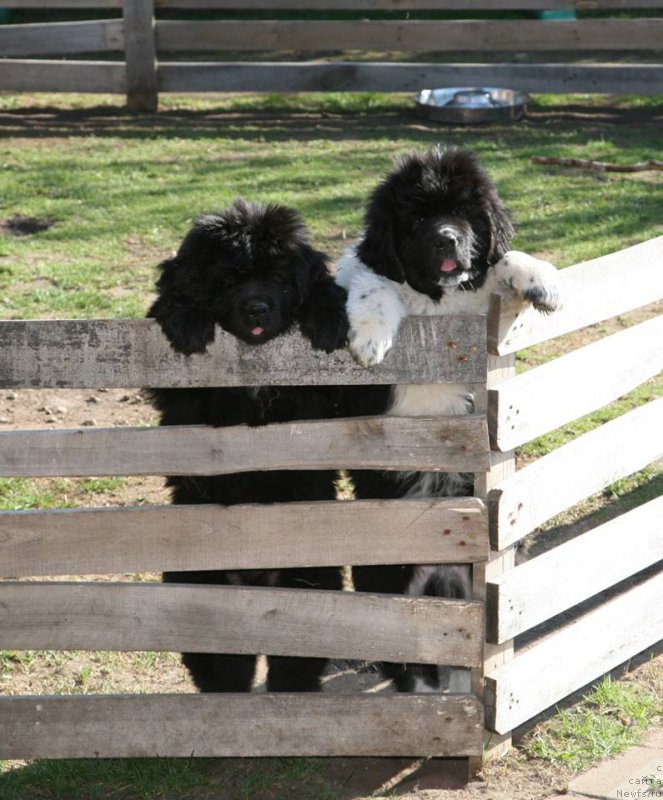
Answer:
524;673;662;772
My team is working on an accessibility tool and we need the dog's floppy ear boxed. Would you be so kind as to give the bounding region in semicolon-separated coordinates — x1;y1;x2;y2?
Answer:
147;250;216;356
295;243;349;353
356;184;405;284
483;189;515;264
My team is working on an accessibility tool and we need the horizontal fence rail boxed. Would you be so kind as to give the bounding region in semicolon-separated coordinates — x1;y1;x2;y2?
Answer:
490;397;663;549
0;21;124;57
0;317;486;388
0;694;483;760
4;1;663;9
0;416;490;476
0;581;484;666
487;495;663;643
0;498;487;577
486;571;663;733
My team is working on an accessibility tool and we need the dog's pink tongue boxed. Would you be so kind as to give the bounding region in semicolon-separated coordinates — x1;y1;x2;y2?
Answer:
251;326;265;337
441;259;457;273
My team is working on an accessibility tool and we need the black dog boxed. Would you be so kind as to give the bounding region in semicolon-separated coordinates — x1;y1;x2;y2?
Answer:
335;148;562;692
148;198;348;693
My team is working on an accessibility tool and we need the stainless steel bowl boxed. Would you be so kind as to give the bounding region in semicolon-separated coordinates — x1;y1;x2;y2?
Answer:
415;87;528;125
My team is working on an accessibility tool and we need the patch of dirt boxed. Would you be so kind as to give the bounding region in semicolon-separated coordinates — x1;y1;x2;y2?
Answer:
0;215;54;237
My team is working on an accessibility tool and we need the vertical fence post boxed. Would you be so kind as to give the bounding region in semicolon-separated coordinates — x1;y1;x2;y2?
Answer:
123;0;158;112
472;305;517;765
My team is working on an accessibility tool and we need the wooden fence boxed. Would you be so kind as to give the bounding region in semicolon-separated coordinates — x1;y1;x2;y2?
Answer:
1;0;662;110
0;235;661;763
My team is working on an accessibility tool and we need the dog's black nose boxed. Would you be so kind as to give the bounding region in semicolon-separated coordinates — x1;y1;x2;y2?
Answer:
436;229;458;248
245;299;269;322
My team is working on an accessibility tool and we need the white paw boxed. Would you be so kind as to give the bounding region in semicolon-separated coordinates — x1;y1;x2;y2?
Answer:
498;251;564;314
348;327;393;367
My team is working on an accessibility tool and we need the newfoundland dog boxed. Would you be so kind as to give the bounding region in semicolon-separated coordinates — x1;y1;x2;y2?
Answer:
148;198;348;693
335;148;563;692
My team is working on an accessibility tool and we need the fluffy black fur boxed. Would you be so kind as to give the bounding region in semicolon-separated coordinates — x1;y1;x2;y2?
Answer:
341;149;516;691
148;198;348;693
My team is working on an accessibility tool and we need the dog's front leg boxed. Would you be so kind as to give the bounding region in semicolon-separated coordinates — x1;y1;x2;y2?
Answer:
489;251;564;314
346;272;406;367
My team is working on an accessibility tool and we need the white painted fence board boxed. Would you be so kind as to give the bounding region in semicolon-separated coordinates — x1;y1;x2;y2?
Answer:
489;315;663;452
489;237;663;356
0;582;484;666
488;496;663;644
0;694;483;759
156;19;663;52
157;62;663;96
0;20;123;56
491;397;663;549
485;571;663;734
0;317;486;388
0;416;489;477
0;498;487;577
0;59;124;92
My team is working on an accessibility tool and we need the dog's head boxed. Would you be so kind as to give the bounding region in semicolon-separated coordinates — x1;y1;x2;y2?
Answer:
357;148;515;301
149;198;347;354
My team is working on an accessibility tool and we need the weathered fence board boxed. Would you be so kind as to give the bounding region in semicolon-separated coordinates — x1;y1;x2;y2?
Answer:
153;0;663;8
0;581;484;666
489;314;663;452
156;19;663;52
0;59;124;93
0;317;486;388
0;20;123;57
0;416;489;477
124;0;158;111
0;694;483;759
485;571;663;734
490;397;663;549
489;236;663;356
487;496;663;644
0;497;487;577
157;61;663;95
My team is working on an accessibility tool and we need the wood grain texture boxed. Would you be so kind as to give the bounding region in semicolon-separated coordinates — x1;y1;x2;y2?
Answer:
0;415;489;477
124;0;158;111
487;496;663;644
0;693;483;759
489;315;663;452
156;19;663;52
0;317;486;388
0;497;488;577
491;398;663;549
0;581;484;666
486;571;663;734
489;236;663;356
0;20;123;57
0;59;124;92
157;62;663;95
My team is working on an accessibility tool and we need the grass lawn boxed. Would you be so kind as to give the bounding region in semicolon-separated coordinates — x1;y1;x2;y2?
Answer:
0;90;661;799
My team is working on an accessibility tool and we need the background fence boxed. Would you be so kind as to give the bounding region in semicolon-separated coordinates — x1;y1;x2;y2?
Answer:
0;236;661;761
1;0;662;110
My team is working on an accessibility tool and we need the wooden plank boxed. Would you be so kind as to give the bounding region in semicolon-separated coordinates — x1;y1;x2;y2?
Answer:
0;693;483;759
156;19;663;52
485;571;663;734
3;1;121;7
487;496;663;644
0;20;123;57
491;398;663;549
0;581;484;666
489;314;663;453
0;497;487;577
124;0;158;112
0;415;490;477
489;236;663;356
0;59;124;93
0;317;487;388
153;0;663;9
157;61;663;96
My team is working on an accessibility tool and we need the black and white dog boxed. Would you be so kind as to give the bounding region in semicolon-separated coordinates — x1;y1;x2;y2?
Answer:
335;148;563;692
148;198;348;693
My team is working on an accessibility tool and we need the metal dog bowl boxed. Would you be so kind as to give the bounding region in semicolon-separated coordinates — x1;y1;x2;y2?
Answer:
415;87;528;125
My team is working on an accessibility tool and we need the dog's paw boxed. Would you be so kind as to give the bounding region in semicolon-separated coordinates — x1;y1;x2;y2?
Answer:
498;251;564;314
299;309;349;353
348;328;393;367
